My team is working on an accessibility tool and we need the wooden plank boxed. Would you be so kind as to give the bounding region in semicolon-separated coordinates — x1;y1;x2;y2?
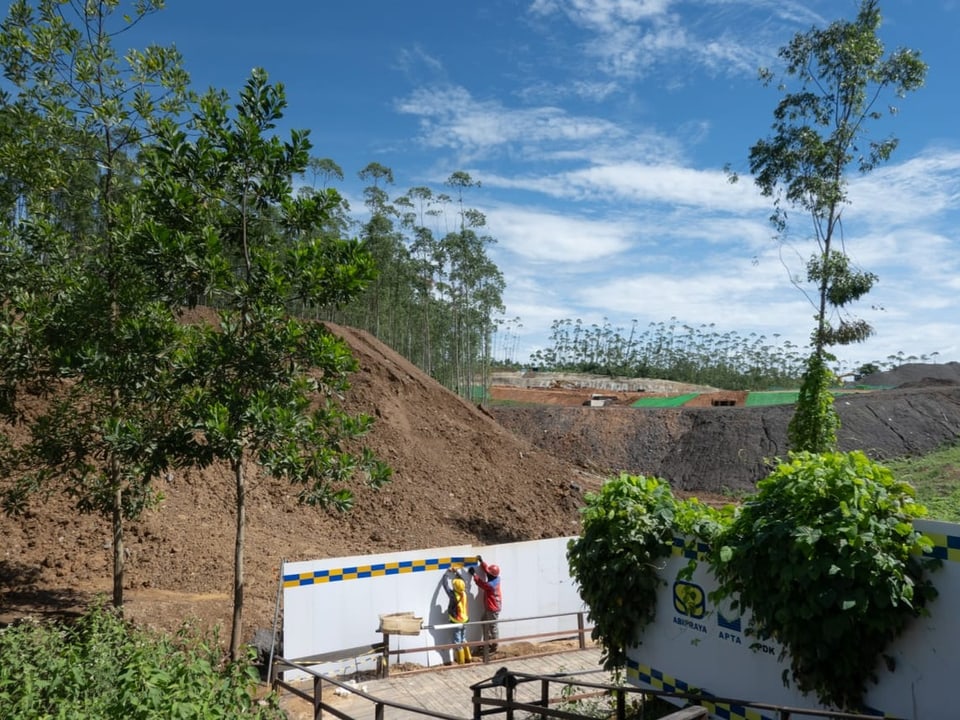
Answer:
660;708;708;720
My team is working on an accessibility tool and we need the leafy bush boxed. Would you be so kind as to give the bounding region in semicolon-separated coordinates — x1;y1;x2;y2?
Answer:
711;451;939;710
0;603;282;719
567;473;727;669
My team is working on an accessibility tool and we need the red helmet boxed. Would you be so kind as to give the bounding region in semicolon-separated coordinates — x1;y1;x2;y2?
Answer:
486;564;500;578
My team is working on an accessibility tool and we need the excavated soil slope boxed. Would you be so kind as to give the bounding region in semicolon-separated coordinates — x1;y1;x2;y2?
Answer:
3;323;959;648
490;364;960;494
1;323;600;639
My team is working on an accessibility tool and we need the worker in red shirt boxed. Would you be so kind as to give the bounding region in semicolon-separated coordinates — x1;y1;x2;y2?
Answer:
469;556;502;654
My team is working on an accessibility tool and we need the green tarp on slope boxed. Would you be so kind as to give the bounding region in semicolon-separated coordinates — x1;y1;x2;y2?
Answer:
744;391;800;406
631;393;700;407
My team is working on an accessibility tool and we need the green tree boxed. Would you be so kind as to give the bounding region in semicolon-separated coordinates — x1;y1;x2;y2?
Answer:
317;170;503;400
856;361;881;379
145;69;390;660
399;184;444;374
0;0;192;608
296;157;353;250
356;162;415;344
440;172;504;399
741;0;926;450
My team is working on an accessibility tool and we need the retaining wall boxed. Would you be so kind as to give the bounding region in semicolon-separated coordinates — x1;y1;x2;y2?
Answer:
627;519;960;719
282;536;583;679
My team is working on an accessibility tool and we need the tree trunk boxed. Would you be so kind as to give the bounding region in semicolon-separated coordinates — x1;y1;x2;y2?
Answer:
112;483;124;609
230;456;246;661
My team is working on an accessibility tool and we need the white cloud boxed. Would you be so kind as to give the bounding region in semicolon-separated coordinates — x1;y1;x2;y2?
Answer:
394;45;446;80
487;206;635;262
569;79;621;101
394;85;628;160
395;85;690;167
526;0;794;80
529;0;673;32
695;33;767;76
564;163;765;209
850;148;960;226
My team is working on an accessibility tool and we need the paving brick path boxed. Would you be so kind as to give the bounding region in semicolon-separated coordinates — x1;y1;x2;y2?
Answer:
279;647;605;720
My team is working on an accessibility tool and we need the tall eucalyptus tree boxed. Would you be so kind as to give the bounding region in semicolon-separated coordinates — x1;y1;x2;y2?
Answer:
740;0;926;451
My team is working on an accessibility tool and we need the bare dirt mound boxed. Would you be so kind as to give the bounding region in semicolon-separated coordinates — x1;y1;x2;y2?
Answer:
5;324;959;646
859;361;960;388
1;323;600;640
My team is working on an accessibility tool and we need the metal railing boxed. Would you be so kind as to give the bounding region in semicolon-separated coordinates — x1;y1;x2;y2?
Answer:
270;658;898;720
376;610;591;677
271;657;466;720
470;669;905;720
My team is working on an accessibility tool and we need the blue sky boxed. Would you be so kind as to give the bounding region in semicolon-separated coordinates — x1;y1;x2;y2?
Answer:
131;0;959;372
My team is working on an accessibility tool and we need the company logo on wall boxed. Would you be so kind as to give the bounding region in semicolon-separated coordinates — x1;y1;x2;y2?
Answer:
716;603;744;646
670;575;776;652
672;580;708;633
673;580;705;618
717;607;741;633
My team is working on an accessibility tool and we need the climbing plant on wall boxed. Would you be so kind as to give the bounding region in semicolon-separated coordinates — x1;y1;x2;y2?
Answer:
569;451;940;710
710;450;939;710
567;473;726;671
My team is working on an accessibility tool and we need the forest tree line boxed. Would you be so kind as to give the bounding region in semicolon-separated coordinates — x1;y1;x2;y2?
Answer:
301;163;505;401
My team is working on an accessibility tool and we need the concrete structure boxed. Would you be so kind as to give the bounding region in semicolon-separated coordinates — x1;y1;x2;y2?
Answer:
282;536;583;679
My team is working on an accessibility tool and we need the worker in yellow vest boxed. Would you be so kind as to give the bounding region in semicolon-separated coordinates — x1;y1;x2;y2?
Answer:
442;569;471;663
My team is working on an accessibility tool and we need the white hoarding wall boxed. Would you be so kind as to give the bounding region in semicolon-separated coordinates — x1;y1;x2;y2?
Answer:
282;536;585;678
626;519;960;720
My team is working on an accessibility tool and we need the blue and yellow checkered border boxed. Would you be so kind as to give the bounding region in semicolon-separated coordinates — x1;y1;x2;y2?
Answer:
672;530;960;564
627;659;892;719
671;536;710;561
626;658;772;720
920;531;960;563
283;556;478;588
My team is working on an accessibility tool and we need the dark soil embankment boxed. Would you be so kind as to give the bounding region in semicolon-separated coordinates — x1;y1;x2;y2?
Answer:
490;369;960;494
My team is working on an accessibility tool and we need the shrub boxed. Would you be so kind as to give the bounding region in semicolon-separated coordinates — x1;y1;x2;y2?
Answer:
0;603;282;719
567;473;727;670
711;450;939;710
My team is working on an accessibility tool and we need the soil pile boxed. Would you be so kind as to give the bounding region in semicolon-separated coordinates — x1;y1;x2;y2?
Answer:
1;323;599;639
859;361;960;388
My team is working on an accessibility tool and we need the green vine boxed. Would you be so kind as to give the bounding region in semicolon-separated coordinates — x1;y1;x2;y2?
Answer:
711;451;938;710
787;351;840;453
567;473;725;670
569;452;941;710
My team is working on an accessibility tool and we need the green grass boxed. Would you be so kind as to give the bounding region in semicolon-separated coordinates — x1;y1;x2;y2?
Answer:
886;442;960;522
743;388;866;406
